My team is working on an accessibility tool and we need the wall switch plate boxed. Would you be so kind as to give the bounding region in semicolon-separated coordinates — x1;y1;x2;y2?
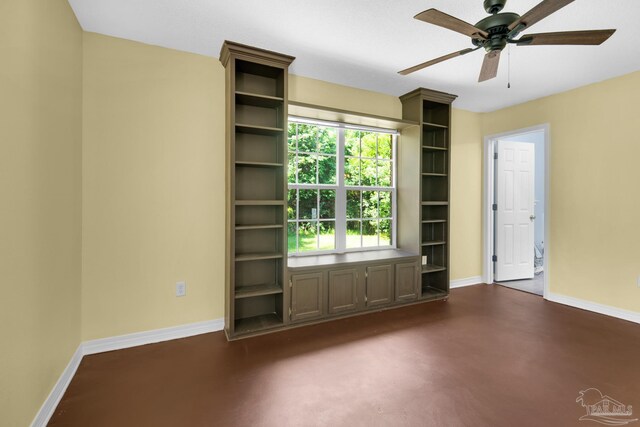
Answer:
637;276;640;288
422;255;427;265
176;281;186;297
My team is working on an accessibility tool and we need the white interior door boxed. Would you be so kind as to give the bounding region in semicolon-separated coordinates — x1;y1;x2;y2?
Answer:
495;141;535;281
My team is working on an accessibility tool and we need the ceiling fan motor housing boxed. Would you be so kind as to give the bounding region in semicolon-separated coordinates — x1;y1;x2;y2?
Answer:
475;11;521;51
483;0;507;14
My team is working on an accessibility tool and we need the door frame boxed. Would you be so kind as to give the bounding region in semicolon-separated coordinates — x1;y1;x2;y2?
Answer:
482;124;550;298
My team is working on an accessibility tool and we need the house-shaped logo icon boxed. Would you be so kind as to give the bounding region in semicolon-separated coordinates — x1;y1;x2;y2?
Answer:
576;388;637;425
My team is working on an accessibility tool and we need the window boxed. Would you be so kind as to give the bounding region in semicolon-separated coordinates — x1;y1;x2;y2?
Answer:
287;119;396;255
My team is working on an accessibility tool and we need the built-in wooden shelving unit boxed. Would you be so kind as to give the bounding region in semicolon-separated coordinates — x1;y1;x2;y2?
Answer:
220;41;294;339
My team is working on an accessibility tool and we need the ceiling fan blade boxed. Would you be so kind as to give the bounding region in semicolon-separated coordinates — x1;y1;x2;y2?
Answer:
398;48;476;75
415;9;489;39
517;29;616;46
478;50;501;82
508;0;575;32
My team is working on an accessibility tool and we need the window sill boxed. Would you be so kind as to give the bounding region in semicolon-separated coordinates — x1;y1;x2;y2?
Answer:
287;248;418;270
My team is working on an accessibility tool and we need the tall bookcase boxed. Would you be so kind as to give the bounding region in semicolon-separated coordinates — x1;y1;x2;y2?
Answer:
220;41;295;339
399;88;457;300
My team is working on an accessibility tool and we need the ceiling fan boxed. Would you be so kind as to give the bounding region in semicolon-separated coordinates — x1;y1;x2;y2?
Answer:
399;0;616;82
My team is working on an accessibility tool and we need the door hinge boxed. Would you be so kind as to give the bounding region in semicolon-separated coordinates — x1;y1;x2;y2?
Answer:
494;152;498;160
365;271;368;278
288;307;292;319
289;279;292;288
492;255;497;262
492;204;497;211
364;295;368;303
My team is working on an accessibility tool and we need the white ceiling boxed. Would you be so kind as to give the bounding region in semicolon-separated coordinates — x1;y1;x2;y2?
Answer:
68;0;640;112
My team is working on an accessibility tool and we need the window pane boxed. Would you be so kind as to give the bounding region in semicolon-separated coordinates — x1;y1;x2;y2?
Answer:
288;222;297;252
347;190;361;219
318;127;337;154
361;132;377;158
319;221;335;250
378;134;392;159
288;123;297;152
362;220;378;247
297;153;316;184
344;157;360;186
299;189;317;220
298;221;317;252
287;154;296;183
379;191;391;218
378;160;392;187
346;220;362;248
362;191;378;219
297;124;316;152
320;190;335;219
318;155;337;184
288;189;297;220
344;130;361;157
361;159;376;186
379;219;391;246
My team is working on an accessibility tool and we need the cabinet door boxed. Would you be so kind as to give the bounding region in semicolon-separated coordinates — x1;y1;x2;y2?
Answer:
366;265;393;307
291;272;323;322
328;269;358;315
395;261;419;302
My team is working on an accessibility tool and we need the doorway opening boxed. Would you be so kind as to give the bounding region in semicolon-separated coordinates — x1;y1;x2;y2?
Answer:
482;125;549;297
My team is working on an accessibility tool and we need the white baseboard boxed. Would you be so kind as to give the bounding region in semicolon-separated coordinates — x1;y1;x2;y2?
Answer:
83;318;225;355
31;344;83;427
546;293;640;325
31;318;224;426
450;276;484;289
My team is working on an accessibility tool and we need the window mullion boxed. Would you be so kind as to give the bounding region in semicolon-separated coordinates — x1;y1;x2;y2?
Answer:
336;128;347;252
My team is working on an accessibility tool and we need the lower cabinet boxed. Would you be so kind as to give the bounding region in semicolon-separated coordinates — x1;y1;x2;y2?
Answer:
395;261;420;301
328;269;358;314
290;272;324;322
365;265;393;307
289;255;425;326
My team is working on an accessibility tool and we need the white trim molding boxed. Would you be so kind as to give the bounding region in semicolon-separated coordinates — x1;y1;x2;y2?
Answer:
83;318;225;355
450;276;484;289
31;318;225;426
31;345;83;427
546;293;640;325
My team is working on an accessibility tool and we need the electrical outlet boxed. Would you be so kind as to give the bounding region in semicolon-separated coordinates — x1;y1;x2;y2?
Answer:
637;276;640;288
176;281;186;297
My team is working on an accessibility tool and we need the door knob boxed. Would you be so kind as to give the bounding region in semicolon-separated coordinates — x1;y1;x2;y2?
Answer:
530;215;536;221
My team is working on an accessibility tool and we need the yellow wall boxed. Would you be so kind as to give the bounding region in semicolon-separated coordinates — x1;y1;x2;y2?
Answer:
481;71;640;312
0;0;83;425
81;33;225;340
450;109;483;280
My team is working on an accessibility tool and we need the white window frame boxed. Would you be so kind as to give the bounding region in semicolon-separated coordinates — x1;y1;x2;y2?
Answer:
288;116;398;256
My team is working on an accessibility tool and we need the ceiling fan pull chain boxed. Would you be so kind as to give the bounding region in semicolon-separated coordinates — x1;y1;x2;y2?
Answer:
507;44;511;89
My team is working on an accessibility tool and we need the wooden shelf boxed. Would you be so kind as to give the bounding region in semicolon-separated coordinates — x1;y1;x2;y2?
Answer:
235;252;284;262
422;201;449;206
234;313;282;334
422;145;448;151
423;122;448;130
422;220;447;224
235;161;284;168
235;200;285;206
421;286;448;300
235;123;284;136
422;264;447;273
421;241;446;246
235;91;284;108
235;224;284;230
422;173;448;177
235;283;283;299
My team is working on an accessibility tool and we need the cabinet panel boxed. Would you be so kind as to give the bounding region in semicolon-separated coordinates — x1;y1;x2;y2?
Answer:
291;272;323;322
366;265;393;307
328;269;358;314
395;262;419;302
